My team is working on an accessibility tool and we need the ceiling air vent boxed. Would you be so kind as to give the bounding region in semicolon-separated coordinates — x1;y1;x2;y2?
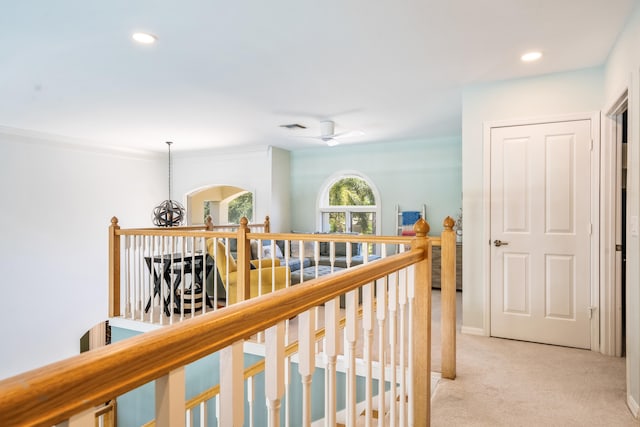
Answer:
279;123;307;129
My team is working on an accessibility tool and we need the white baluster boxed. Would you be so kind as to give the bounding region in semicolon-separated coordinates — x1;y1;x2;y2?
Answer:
220;341;244;427
266;322;285;427
324;297;339;427
376;277;388;426
148;236;155;321
199;401;206;427
136;236;143;320
200;238;207;315
284;239;291;285
215;396;220;426
169;237;176;325
345;289;357;427
398;268;408;426
155;367;186;427
362;242;369;264
134;236;139;319
210;237;219;311
299;310;316;426
407;265;415;425
139;236;144;321
125;236;131;317
330;241;336;272
388;272;398;427
363;281;374;427
285;356;291;427
181;238;187;320
159;235;165;323
247;376;254;427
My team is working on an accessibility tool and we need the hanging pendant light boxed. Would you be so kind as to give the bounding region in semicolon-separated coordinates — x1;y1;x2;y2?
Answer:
152;141;185;227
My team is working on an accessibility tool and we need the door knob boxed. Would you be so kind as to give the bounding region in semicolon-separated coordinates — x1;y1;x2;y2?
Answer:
493;239;509;247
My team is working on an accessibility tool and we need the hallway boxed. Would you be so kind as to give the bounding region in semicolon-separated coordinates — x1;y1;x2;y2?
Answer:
431;290;636;426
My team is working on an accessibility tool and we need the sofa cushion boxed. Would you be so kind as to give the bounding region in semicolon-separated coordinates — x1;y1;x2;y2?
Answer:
283;257;311;273
290;240;316;258
251;239;286;259
261;242;283;259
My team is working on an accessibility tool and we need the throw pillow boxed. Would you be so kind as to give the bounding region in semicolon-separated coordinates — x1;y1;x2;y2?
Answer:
261;243;283;259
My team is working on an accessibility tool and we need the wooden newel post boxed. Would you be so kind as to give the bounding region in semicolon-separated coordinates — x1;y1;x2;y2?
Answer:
441;216;457;380
264;215;270;233
236;217;252;303
411;218;431;426
108;217;121;317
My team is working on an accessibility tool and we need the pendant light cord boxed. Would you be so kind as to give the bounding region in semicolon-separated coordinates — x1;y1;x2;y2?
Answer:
167;141;173;201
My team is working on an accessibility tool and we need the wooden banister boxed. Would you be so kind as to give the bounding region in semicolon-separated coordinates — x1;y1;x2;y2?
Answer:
0;247;427;427
412;218;432;425
441;216;457;379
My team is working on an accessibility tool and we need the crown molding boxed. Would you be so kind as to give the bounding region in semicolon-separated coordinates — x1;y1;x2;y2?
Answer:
0;126;160;160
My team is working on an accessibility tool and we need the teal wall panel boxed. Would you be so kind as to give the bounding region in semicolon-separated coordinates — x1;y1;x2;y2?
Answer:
290;137;462;236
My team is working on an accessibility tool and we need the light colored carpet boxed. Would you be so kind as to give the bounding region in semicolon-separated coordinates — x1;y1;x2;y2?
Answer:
430;290;637;426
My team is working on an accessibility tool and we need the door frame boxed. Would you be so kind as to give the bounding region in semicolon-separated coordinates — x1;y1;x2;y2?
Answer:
602;89;628;357
482;112;601;351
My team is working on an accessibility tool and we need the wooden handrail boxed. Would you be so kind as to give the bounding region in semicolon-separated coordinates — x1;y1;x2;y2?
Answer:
0;247;426;426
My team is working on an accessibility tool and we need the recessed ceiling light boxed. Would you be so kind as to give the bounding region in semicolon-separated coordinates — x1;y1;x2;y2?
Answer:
521;51;542;62
132;32;157;44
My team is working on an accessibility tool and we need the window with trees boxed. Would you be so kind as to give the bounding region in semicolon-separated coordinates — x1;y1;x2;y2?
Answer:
319;175;379;235
227;192;253;224
201;191;253;224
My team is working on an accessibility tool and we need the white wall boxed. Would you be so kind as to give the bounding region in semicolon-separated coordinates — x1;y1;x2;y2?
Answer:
461;67;604;332
0;130;163;380
268;146;291;233
172;146;273;229
604;3;640;414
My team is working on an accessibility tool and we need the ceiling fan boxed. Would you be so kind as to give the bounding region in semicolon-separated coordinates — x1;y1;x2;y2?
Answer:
287;120;364;146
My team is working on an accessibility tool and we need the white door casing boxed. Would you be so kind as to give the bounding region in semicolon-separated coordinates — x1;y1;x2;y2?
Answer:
489;119;592;349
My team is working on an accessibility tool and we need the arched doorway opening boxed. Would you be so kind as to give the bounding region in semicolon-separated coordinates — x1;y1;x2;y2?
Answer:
186;185;253;226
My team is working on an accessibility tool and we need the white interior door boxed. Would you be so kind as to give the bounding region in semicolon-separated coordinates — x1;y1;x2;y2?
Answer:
490;119;592;349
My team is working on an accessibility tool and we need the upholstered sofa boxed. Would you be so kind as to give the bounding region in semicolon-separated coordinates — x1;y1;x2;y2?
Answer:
206;239;289;305
251;239;379;285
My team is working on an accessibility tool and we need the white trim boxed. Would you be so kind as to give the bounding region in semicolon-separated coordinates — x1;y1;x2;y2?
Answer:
483;123;492;336
601;87;629;357
627;394;639;419
590;113;602;353
460;326;487;336
0;125;158;159
483;112;601;350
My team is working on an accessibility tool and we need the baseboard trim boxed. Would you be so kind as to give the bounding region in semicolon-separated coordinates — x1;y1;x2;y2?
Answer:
627;393;640;418
461;326;486;336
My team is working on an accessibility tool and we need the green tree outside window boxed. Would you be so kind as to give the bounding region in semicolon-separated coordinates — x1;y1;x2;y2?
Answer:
228;192;253;224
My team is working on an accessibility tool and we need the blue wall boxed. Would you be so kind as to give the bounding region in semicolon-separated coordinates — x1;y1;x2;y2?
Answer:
112;326;383;425
290;137;462;236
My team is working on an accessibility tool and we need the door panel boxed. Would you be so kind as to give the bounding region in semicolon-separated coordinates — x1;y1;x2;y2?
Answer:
503;253;530;314
490;120;591;349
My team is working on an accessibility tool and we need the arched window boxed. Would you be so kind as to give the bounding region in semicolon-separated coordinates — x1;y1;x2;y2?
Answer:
318;173;380;235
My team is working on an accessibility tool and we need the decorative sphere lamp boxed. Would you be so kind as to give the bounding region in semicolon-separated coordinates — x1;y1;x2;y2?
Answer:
152;141;185;227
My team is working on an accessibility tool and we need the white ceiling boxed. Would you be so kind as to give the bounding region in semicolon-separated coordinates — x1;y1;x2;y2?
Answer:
1;1;637;153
